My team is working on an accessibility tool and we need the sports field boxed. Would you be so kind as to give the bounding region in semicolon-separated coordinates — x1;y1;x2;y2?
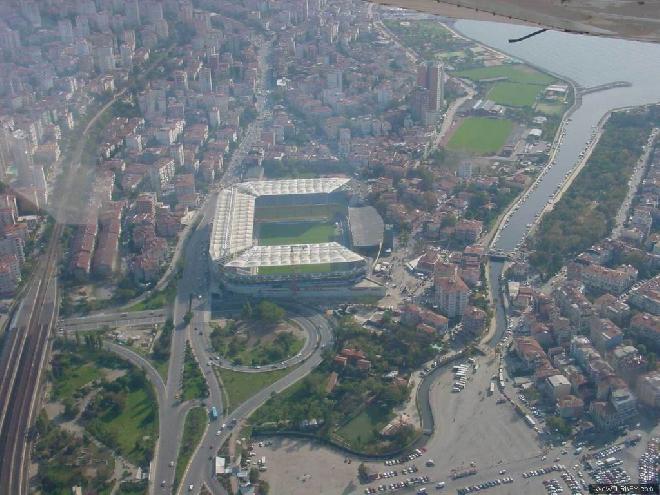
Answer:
258;222;337;246
455;64;555;85
487;82;542;107
254;203;345;222
535;102;566;115
258;263;334;275
447;117;513;154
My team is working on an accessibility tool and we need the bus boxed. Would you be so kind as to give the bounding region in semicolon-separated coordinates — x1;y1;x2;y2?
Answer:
210;406;218;420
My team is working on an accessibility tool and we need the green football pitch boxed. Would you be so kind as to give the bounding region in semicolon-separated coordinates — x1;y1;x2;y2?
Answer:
257;222;338;246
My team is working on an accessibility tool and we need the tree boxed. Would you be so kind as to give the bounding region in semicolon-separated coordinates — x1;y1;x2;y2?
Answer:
546;416;571;438
62;398;79;420
358;462;369;481
241;302;253;320
249;467;260;484
256;300;285;323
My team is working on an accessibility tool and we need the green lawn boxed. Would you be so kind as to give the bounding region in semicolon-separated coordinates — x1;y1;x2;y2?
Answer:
487;82;542;107
174;407;207;491
216;367;293;413
447;117;513;154
254;203;345;222
258;263;334;275
454;64;555;85
128;281;177;312
88;388;158;465
336;405;392;449
258;222;337;245
53;363;101;402
383;19;457;61
535;102;567;115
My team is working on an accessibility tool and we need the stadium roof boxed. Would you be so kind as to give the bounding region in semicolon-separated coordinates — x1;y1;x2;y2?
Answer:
210;178;358;267
348;206;384;248
209;189;255;261
224;242;364;269
236;177;350;197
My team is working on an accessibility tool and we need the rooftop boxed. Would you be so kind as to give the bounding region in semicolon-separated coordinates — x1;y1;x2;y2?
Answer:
348;206;384;248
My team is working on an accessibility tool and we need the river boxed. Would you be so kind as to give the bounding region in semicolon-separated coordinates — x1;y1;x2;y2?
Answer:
451;21;660;344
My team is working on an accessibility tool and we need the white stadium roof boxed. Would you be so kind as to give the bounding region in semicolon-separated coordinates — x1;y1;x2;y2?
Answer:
236;177;350;197
225;242;363;269
210;178;361;269
209;189;255;261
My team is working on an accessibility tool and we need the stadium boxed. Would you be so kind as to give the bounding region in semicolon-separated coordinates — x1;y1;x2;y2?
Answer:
209;178;385;298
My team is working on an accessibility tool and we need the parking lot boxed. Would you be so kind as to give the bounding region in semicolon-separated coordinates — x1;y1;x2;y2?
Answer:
254;350;659;495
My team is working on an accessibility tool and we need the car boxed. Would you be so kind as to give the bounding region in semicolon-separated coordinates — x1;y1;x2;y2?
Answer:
499;470;506;475
216;430;221;436
161;480;167;487
188;485;194;491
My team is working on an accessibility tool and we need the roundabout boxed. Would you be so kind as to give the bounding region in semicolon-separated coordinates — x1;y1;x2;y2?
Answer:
211;310;325;373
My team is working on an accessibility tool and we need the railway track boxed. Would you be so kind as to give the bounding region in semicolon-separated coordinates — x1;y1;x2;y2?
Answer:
0;44;175;494
0;223;61;494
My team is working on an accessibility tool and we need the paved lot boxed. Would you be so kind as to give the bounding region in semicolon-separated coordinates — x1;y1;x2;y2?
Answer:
424;354;542;469
258;437;373;495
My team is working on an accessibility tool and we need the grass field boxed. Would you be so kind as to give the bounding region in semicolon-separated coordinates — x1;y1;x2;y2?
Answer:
258;222;337;246
254;203;345;222
258;263;334;275
336;405;391;449
216;367;293;413
53;363;101;402
487;82;542;107
88;388;158;465
447;117;513;154
535;102;567;115
454;64;555;85
174;407;207;490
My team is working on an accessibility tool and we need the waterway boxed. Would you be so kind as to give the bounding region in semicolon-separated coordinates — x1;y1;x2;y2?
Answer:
455;20;660;251
452;21;660;344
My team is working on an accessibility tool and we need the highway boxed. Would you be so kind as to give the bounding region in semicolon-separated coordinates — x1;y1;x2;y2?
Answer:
60;309;167;332
179;307;333;494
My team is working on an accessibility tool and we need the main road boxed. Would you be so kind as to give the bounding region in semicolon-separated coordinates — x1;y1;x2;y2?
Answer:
151;33;278;494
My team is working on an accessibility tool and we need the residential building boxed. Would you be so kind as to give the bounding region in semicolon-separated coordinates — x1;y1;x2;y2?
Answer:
580;263;637;295
636;371;660;410
434;273;469;318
